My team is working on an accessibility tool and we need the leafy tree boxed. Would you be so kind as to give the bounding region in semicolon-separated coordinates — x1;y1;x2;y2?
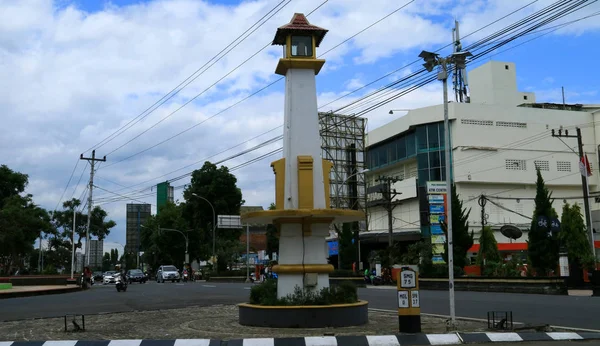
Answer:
338;223;356;270
182;161;244;271
0;165;53;274
102;252;112;271
440;184;474;269
265;203;279;257
141;201;190;273
527;168;559;276
559;202;595;270
110;248;119;265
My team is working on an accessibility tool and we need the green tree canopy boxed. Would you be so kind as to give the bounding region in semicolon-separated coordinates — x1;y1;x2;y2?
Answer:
440;184;474;269
527;168;559;275
265;203;279;257
182;161;245;271
559;202;595;270
0;165;53;274
476;226;501;265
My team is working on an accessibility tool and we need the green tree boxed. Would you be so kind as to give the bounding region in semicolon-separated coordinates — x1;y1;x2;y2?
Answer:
182;161;244;271
0;165;53;274
141;201;190;272
476;226;501;265
440;184;474;269
559;202;595;270
527;168;559;276
338;223;356;270
102;252;111;271
265;203;279;257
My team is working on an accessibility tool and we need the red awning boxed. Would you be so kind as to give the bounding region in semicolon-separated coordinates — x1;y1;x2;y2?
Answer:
468;243;528;253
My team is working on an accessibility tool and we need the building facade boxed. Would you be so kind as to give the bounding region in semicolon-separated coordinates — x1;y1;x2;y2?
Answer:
88;239;103;269
365;61;600;262
125;204;152;255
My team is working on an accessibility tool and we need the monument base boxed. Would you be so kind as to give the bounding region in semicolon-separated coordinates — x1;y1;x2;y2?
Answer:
238;301;368;328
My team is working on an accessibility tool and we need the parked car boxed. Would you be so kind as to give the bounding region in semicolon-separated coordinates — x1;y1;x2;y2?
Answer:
103;271;118;284
156;265;180;283
126;269;147;284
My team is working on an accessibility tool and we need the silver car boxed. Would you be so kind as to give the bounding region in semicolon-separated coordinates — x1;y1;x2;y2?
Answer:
156;265;180;283
103;271;118;284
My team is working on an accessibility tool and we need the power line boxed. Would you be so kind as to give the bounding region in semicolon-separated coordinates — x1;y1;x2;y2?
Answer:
86;0;293;153
53;159;79;214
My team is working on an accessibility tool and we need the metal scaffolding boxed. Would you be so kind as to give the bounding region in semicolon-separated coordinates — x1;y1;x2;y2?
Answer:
319;112;367;230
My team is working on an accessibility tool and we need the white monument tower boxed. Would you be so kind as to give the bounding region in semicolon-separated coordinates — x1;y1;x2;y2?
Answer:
242;13;364;298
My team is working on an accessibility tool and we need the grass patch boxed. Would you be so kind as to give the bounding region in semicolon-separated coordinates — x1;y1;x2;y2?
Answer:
249;279;358;306
0;283;13;290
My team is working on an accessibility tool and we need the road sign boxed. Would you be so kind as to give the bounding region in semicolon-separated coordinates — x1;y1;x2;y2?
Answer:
218;215;242;229
398;291;409;308
426;181;447;194
411;290;420;308
400;270;416;288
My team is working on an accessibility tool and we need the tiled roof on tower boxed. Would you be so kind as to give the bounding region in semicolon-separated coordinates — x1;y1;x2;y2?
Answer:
272;13;328;46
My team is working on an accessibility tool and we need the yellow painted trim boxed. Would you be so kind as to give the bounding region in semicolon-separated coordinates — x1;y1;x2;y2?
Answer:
322;159;333;209
271;158;286;210
297;156;314;210
238;300;368;309
286;35;291;59
241;208;365;224
272;264;334;274
398;307;421;316
275;58;326;76
284;34;317;59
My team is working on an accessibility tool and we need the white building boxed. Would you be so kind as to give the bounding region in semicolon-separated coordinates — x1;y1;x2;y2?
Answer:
89;239;103;269
75;252;84;273
365;60;600;262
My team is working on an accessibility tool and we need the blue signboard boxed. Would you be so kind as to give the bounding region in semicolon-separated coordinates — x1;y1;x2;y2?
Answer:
428;195;445;204
430;224;444;235
430;204;445;214
327;241;339;256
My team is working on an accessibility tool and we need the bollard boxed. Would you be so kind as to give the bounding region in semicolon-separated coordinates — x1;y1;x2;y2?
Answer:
397;267;421;333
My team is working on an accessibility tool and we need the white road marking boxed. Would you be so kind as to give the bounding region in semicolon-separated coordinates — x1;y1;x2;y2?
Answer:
202;285;216;288
547;332;584;340
304;336;337;346
366;335;400;346
174;340;212;346
107;340;142;346
43;342;78;346
426;334;461;345
241;339;274;346
243;287;251;290
486;333;523;342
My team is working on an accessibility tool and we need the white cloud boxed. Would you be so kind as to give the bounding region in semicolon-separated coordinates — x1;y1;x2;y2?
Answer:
2;0;598;246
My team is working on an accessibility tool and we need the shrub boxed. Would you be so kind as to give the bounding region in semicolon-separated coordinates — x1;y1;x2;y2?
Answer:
249;280;358;306
330;269;361;277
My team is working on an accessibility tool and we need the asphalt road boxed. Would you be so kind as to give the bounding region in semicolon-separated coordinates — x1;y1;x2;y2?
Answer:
1;282;598;330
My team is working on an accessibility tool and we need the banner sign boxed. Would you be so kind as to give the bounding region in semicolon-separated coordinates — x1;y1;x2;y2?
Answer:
426;181;447;194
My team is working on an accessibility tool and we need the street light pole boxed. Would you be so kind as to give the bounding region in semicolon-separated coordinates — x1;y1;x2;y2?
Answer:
419;50;471;328
192;193;216;264
245;223;251;283
71;208;76;279
159;228;190;265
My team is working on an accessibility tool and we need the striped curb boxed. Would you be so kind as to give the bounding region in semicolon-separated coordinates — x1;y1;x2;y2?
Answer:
2;333;600;346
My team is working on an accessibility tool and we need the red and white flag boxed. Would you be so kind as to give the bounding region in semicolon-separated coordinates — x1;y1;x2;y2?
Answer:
579;155;592;177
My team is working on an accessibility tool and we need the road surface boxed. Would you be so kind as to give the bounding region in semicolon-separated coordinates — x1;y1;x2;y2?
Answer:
1;282;598;330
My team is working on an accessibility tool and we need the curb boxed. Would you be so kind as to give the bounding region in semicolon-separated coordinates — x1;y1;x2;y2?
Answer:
0;286;81;299
228;332;600;345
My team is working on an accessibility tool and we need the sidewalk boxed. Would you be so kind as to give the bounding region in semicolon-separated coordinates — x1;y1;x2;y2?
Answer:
0;285;80;299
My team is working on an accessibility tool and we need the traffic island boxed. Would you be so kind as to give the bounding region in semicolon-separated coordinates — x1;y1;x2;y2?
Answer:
239;301;368;328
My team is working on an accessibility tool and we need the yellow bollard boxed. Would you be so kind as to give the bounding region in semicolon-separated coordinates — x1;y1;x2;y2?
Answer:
397;267;421;333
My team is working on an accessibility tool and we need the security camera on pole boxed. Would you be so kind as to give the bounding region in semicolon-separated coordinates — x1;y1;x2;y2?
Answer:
419;49;472;327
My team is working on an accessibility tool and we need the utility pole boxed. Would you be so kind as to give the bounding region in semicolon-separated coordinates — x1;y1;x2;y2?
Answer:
375;176;401;248
80;150;106;265
71;207;76;279
551;128;595;254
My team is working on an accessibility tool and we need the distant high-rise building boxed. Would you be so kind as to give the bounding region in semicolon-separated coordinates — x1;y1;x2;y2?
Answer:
75;252;84;273
125;204;152;255
88;239;104;269
156;181;174;214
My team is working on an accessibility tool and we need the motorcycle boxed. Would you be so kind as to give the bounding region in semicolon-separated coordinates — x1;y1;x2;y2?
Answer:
115;273;128;292
182;270;189;282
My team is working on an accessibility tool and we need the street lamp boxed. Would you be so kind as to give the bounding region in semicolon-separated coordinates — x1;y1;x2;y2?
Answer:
418;49;472;327
388;109;411;115
192;193;217;264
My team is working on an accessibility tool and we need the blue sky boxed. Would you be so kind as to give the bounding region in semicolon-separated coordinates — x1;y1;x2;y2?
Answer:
1;0;599;251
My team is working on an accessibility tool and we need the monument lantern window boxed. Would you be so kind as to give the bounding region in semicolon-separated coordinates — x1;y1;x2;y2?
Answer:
291;36;313;57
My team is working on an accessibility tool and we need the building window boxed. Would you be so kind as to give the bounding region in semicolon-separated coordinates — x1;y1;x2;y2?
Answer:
461;119;494;126
557;161;571;172
496;121;527;128
506;159;526;170
291;36;313;57
534;160;549;171
524;95;528;100
505;65;509;70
